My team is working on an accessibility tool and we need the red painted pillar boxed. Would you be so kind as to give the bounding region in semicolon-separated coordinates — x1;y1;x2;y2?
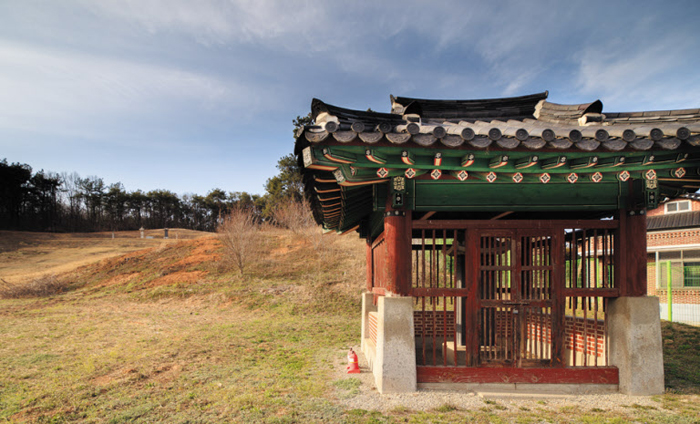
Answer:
617;209;648;297
465;228;480;366
366;239;373;292
384;199;412;296
550;228;565;367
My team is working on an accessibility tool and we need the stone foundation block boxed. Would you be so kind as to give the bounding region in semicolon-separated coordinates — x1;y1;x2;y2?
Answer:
372;296;416;393
608;296;665;395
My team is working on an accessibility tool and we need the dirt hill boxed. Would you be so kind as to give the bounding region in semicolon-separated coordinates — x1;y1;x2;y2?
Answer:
0;229;212;284
1;227;366;309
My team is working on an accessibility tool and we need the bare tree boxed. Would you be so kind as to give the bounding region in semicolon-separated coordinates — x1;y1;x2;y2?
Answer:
217;208;259;274
272;198;331;251
272;198;316;235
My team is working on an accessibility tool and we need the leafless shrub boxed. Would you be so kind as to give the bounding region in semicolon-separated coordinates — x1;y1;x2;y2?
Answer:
271;198;316;234
217;208;260;274
0;275;68;298
272;198;331;251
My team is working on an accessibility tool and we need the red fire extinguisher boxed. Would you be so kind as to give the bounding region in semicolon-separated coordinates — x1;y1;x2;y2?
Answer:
346;348;360;374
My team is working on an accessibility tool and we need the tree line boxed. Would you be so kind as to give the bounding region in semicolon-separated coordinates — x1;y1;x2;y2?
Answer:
0;154;302;233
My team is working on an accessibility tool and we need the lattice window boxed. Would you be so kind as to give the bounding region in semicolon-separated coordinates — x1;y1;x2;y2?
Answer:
656;250;700;288
665;200;691;214
565;228;615;290
683;262;700;287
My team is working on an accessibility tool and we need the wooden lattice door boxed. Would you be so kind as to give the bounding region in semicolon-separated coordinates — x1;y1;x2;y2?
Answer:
414;221;617;384
477;230;556;367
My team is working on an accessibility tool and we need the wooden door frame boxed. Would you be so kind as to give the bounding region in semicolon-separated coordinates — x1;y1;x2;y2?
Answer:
469;229;559;368
411;219;624;374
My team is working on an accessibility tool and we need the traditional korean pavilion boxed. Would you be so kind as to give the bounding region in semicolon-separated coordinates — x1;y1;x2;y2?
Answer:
294;91;700;394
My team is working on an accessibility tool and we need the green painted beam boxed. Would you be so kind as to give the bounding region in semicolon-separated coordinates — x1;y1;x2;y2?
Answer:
413;181;624;211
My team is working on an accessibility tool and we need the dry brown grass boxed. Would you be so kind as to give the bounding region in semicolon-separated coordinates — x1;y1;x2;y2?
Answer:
0;229;211;284
0;274;69;298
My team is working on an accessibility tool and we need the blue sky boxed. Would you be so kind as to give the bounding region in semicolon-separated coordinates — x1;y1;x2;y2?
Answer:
2;0;700;196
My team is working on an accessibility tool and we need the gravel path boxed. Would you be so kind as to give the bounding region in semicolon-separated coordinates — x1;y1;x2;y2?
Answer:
332;347;661;415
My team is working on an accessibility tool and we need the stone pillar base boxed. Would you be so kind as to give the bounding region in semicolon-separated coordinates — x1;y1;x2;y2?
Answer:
608;296;665;395
370;296;416;393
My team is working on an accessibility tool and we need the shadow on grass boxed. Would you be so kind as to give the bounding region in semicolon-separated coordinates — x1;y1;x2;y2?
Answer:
662;321;700;393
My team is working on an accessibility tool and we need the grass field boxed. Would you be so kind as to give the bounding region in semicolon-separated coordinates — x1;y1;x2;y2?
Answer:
1;229;699;423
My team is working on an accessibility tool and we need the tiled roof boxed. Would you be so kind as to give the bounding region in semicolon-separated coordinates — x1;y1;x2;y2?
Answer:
648;211;700;230
605;109;700;125
304;93;700;153
535;100;603;125
391;92;547;122
295;91;700;233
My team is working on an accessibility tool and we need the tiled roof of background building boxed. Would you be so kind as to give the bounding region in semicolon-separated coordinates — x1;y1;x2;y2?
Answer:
648;211;700;230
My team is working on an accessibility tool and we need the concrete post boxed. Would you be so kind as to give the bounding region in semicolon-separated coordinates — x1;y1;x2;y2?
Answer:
373;296;416;393
608;296;665;395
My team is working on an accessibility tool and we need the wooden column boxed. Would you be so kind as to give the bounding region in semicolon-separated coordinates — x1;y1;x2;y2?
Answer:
550;228;565;367
366;239;374;292
617;210;648;297
465;228;480;366
384;199;412;296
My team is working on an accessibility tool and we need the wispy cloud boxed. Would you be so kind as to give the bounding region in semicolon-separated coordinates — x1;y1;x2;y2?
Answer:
0;40;261;138
575;35;700;111
2;0;700;196
80;0;326;50
65;1;566;99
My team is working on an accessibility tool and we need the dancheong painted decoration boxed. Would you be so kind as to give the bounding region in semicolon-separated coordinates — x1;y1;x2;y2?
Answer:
294;91;700;394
